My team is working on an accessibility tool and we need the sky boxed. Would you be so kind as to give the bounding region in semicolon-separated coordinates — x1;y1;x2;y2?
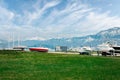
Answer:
0;0;120;41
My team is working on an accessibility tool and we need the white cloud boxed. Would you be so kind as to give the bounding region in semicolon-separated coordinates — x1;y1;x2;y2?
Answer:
27;36;46;41
0;0;120;41
79;11;120;34
0;6;14;24
33;1;93;36
108;3;113;6
22;0;61;25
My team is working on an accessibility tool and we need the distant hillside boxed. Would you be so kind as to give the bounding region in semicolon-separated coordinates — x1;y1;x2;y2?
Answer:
0;39;7;48
1;27;120;49
20;27;120;49
96;27;120;39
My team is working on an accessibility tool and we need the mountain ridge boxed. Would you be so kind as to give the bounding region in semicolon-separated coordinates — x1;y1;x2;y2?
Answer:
0;27;120;49
22;27;120;49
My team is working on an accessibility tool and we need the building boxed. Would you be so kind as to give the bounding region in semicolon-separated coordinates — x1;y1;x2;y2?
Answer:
55;46;67;52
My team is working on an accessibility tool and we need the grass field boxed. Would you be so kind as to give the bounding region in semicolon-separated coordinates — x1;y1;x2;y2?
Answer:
0;50;120;80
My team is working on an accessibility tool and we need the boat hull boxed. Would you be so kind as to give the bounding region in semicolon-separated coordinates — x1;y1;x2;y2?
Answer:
29;48;48;52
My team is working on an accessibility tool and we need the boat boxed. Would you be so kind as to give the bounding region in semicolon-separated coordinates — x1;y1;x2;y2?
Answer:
97;42;115;56
29;47;48;52
13;46;27;51
79;46;92;55
112;46;120;54
97;42;114;52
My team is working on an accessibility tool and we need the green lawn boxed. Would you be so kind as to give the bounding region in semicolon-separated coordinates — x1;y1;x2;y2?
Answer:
0;50;120;80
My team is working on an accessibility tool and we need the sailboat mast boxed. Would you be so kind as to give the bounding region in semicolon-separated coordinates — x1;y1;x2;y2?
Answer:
18;34;19;46
12;32;14;48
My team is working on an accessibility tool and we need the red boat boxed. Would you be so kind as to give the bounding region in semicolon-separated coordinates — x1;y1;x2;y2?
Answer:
29;47;48;52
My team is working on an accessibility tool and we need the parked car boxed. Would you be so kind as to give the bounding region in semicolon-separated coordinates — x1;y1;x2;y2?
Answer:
79;52;90;55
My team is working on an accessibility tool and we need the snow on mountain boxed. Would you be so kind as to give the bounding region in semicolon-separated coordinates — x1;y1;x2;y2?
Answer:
97;27;120;37
85;36;94;42
66;38;72;42
21;27;120;49
1;27;120;49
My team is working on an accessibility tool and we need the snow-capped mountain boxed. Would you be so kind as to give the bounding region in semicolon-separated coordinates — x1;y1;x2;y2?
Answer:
96;27;120;38
21;27;120;49
1;27;120;49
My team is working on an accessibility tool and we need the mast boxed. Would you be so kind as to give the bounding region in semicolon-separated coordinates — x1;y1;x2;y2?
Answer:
18;34;20;46
12;32;14;48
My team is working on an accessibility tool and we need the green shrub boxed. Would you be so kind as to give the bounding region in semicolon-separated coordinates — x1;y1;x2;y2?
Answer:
0;50;19;54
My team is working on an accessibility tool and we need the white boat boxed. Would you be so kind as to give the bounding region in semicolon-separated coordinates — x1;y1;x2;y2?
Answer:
97;42;114;56
79;46;92;55
98;42;114;52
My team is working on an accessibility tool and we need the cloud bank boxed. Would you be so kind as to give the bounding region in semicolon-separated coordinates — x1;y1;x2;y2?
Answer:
0;0;120;41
